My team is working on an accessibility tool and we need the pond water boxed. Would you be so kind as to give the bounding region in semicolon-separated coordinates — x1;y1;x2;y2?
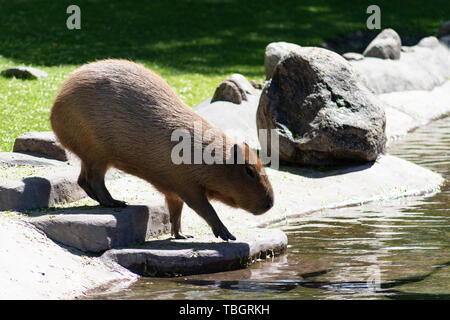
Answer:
91;117;449;300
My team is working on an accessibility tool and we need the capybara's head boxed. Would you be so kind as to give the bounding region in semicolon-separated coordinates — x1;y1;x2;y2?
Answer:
211;143;274;215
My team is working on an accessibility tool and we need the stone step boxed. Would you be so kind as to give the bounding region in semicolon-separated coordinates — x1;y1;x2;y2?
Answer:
0;166;85;211
27;205;170;253
13;131;71;162
0;151;67;167
0;152;122;211
100;228;287;277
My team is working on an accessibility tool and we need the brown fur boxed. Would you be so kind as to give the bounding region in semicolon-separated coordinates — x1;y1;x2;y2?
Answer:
50;59;274;241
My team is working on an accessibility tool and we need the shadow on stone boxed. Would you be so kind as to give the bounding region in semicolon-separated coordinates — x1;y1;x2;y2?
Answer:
18;177;52;210
278;161;375;178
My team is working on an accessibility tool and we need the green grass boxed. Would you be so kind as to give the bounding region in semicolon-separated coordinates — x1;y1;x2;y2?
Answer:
0;0;448;151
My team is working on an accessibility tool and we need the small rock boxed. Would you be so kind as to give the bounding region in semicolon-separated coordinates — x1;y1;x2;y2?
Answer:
13;131;69;162
211;73;255;104
417;36;440;49
211;80;243;104
342;52;364;61
250;80;263;89
257;47;387;166
264;42;302;79
28;205;170;253
363;28;402;60
1;67;48;80
436;20;450;38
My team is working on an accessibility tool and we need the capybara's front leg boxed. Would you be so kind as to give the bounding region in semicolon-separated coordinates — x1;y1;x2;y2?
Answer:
182;193;236;241
165;194;193;239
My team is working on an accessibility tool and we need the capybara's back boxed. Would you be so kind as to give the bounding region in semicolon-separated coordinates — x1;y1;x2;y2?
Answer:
51;59;274;241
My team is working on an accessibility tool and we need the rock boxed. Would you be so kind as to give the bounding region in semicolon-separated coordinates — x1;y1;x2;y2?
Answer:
417;36;440;49
0;167;86;211
436;20;450;38
0;215;137;299
1;66;48;80
256;47;386;166
363;28;402;60
28;205;170;253
264;42;302;79
13;131;69;162
342;52;364;61
211;80;243;104
101;228;287;276
211;73;255;104
440;35;450;47
251;80;263;89
0;152;67;167
350;39;450;94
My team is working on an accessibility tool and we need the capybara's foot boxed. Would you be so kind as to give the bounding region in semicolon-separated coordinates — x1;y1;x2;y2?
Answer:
101;199;127;208
174;232;194;240
212;224;236;241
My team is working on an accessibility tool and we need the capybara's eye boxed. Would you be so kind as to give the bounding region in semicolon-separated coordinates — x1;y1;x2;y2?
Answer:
245;166;255;178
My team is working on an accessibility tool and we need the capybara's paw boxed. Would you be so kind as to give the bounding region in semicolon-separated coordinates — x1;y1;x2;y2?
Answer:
102;199;127;208
212;225;236;241
174;233;194;240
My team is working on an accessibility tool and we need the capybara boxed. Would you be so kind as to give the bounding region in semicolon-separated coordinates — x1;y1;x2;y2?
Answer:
50;59;274;241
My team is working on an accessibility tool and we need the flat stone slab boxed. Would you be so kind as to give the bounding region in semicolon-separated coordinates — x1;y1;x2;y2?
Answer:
0;166;85;211
101;228;287;276
0;214;137;299
0;152;67;167
13;131;69;161
381;81;450;142
27;205;170;253
0;153;123;211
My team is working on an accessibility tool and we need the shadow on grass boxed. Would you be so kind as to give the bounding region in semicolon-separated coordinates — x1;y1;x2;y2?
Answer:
0;0;445;74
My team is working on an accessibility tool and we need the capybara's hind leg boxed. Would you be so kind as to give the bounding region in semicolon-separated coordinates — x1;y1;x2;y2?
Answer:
85;162;127;208
165;194;192;239
77;163;100;202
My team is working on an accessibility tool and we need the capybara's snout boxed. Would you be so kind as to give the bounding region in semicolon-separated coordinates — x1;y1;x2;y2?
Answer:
251;191;274;215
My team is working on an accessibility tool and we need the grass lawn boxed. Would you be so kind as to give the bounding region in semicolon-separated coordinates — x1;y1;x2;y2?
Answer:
0;0;448;151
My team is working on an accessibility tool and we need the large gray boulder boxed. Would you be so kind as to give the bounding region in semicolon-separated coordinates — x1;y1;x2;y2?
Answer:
264;42;302;79
257;47;386;166
363;28;402;60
